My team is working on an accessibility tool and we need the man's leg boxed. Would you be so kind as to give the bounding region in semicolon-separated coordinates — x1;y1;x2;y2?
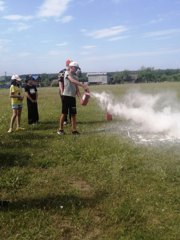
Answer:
61;95;68;124
60;114;65;130
71;115;77;132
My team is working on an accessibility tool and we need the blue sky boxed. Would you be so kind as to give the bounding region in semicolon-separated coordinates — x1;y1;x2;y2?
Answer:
0;0;180;76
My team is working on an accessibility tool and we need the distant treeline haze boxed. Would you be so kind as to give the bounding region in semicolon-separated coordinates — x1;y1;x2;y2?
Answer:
1;68;180;87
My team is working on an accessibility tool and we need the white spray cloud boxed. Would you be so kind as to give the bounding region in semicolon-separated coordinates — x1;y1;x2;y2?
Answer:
92;91;180;139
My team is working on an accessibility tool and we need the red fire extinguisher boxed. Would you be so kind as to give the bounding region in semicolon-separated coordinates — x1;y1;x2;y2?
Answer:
105;111;113;121
81;91;90;106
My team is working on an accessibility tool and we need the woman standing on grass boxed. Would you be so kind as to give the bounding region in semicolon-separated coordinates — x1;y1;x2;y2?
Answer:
8;74;25;133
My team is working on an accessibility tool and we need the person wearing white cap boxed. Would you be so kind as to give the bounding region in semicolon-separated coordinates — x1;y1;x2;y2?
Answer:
57;61;89;135
58;59;72;125
7;74;25;133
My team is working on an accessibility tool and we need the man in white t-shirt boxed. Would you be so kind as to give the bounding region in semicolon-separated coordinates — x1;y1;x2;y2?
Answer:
57;61;89;135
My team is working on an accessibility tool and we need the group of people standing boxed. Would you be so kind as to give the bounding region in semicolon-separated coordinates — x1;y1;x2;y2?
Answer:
8;59;89;135
8;74;39;133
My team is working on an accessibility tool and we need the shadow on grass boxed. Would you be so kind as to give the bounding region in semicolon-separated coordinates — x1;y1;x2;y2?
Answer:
33;121;58;130
0;132;54;168
78;120;106;125
1;132;54;149
0;152;30;167
0;191;108;213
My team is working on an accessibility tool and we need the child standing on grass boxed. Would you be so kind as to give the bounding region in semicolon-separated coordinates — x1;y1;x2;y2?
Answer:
25;75;39;125
8;74;25;133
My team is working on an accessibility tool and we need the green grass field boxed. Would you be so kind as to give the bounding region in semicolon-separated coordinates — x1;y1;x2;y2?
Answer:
0;83;179;240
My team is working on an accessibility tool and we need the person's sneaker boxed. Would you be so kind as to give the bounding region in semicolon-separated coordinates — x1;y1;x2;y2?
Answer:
16;127;25;131
7;128;13;133
72;131;80;135
57;130;65;135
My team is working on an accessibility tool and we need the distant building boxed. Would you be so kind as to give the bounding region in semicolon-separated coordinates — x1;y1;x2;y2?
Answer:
87;72;111;84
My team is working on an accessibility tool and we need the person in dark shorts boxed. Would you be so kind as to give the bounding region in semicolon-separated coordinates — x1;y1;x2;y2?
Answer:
57;61;89;135
24;75;39;125
58;59;72;124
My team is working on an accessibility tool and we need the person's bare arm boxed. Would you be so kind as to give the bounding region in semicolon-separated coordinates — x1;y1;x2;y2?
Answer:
59;81;64;95
68;75;89;91
10;91;24;101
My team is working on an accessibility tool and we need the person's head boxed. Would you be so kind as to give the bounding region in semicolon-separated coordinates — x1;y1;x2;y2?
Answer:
32;77;37;86
25;75;34;85
69;61;80;73
66;59;72;67
11;74;21;86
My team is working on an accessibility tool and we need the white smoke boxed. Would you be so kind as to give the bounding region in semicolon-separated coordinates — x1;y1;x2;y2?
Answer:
92;91;180;139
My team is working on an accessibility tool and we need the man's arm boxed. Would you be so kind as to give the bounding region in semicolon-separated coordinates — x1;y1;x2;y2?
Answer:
68;75;89;91
58;71;65;94
59;81;64;95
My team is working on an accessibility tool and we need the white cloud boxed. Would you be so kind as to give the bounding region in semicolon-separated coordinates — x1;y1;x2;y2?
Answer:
0;0;5;11
82;45;96;49
144;28;180;38
108;35;129;41
3;15;33;21
56;42;68;47
111;0;129;3
37;0;71;18
80;28;87;33
16;23;31;32
60;15;73;23
149;17;164;24
2;22;31;32
98;48;180;59
80;48;180;66
88;25;127;39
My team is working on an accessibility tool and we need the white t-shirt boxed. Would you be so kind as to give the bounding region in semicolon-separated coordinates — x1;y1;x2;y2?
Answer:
63;71;78;97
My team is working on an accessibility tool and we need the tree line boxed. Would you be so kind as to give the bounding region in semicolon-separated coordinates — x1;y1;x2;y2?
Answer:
1;68;180;88
110;68;180;84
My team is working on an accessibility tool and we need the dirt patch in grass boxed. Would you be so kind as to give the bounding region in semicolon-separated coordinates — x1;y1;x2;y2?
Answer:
70;178;94;196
